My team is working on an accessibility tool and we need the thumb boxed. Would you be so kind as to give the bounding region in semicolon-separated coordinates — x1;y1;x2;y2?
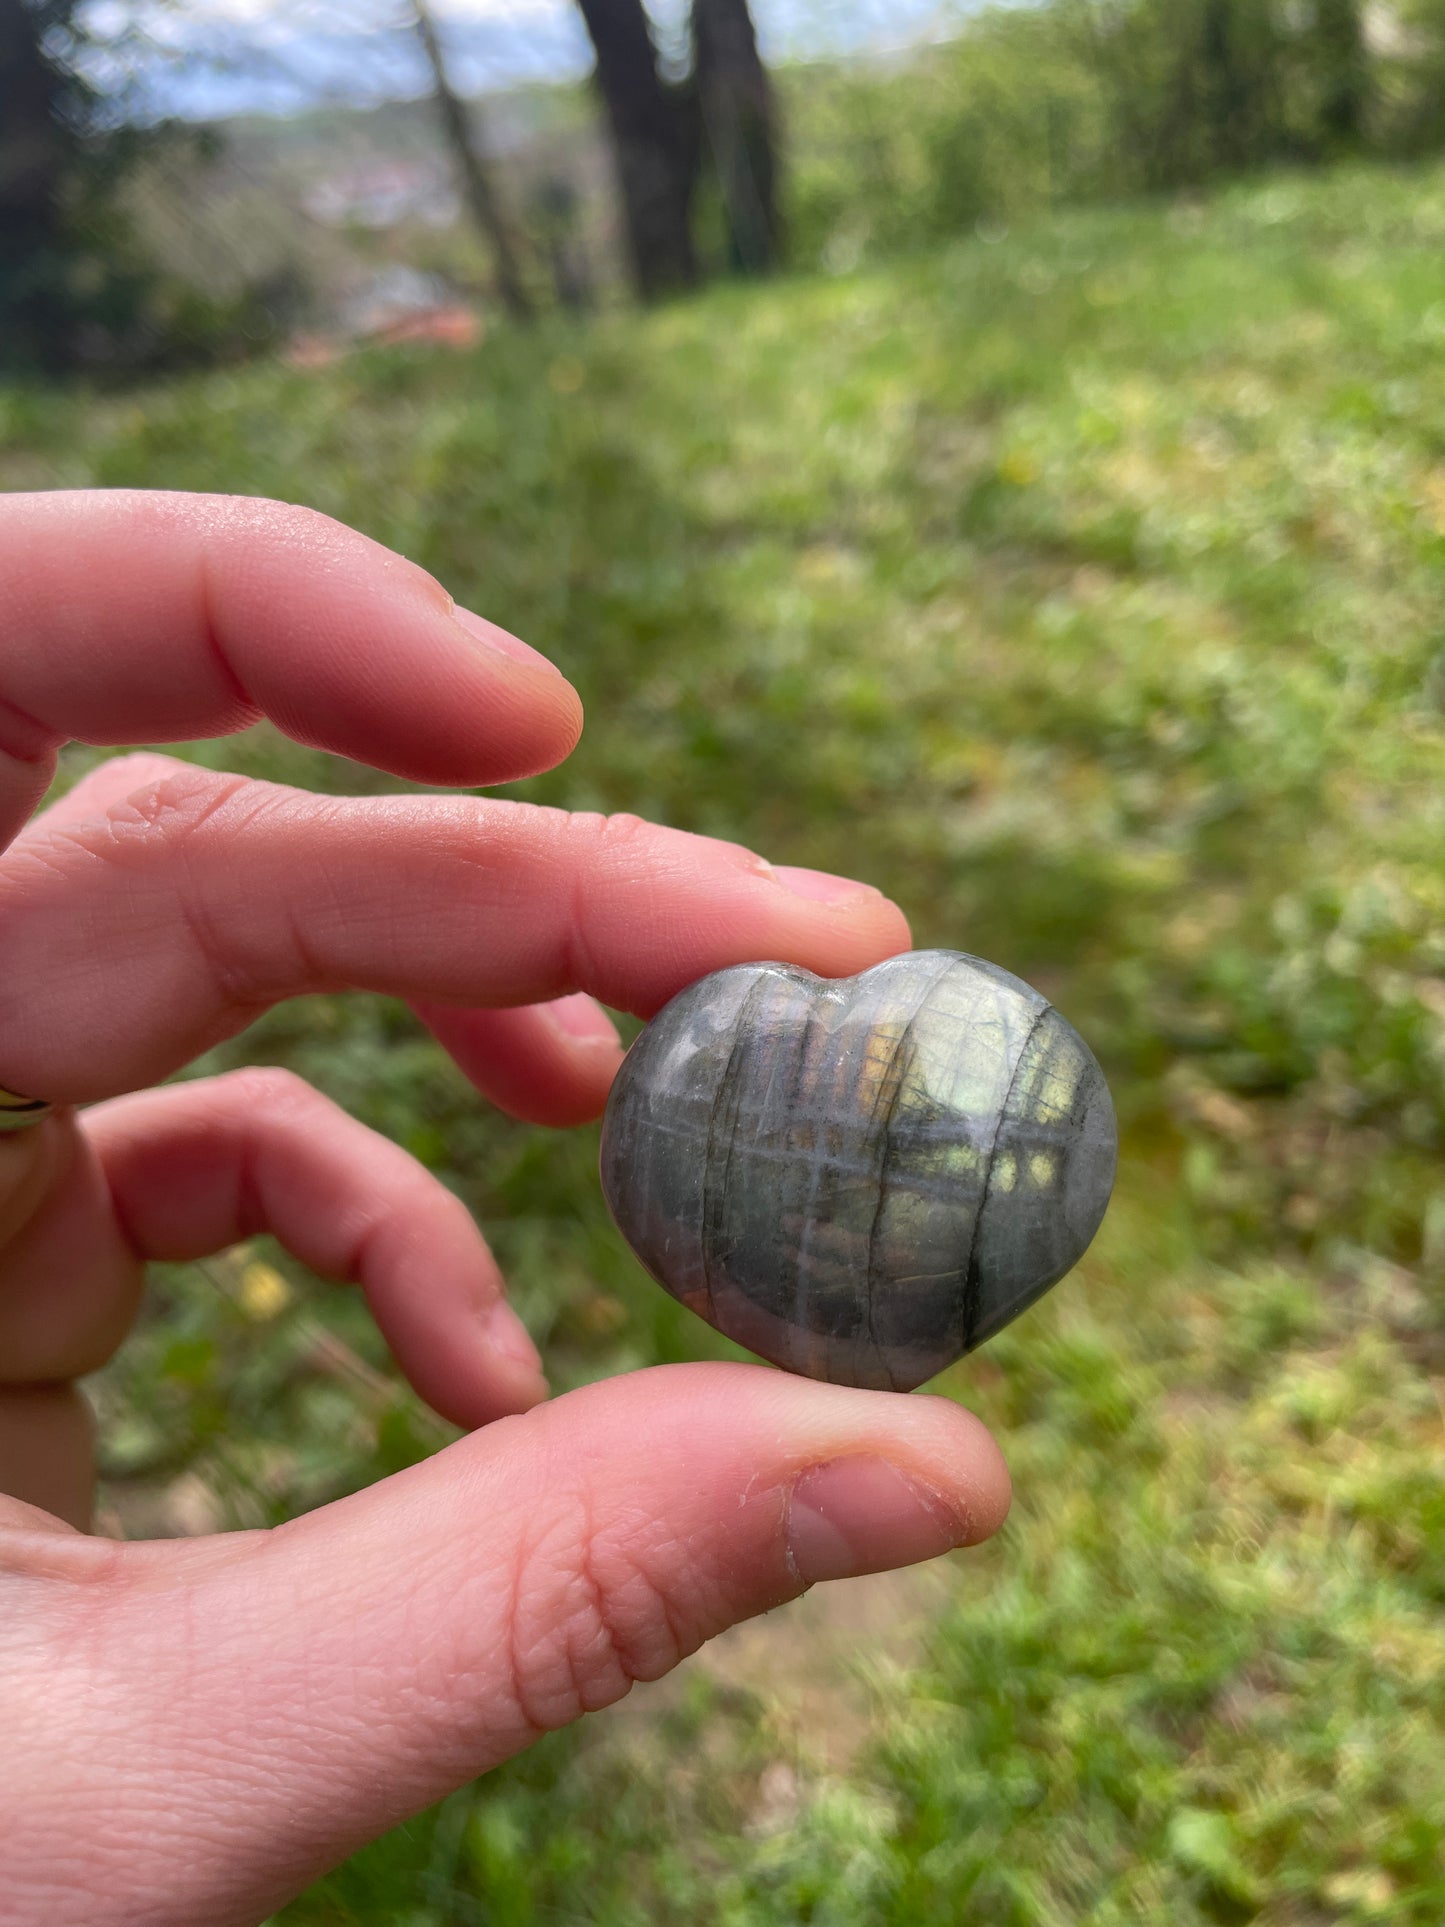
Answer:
13;1364;1009;1927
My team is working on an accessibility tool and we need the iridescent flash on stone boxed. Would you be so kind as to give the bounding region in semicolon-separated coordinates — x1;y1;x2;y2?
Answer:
599;950;1117;1390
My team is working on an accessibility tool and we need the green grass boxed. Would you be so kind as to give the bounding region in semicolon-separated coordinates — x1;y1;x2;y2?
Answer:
5;158;1445;1922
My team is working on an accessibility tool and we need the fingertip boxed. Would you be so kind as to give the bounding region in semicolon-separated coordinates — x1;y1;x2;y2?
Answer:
545;1363;1009;1561
595;838;914;1019
450;1365;551;1430
450;606;569;683
744;1370;1011;1567
415;999;623;1128
449;606;584;775
924;1395;1012;1544
781;1407;1008;1586
526;1067;621;1129
772;865;884;910
542;991;621;1048
482;1298;545;1383
766;870;914;985
506;1367;552;1417
858;891;913;963
415;1305;549;1433
531;995;624;1123
786;1456;964;1583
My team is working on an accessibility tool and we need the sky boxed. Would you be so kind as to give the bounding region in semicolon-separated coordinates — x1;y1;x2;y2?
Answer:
79;0;971;120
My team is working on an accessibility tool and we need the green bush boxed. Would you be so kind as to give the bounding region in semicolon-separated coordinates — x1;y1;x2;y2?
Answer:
785;0;1445;272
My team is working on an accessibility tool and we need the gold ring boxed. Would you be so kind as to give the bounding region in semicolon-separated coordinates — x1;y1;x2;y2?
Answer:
0;1084;54;1133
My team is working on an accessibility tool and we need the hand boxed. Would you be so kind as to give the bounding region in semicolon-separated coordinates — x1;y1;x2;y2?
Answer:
0;491;1010;1927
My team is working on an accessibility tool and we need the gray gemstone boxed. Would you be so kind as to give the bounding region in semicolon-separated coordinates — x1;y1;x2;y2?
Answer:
599;949;1117;1391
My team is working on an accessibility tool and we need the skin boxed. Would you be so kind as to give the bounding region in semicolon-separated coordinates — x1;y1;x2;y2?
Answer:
0;491;1011;1927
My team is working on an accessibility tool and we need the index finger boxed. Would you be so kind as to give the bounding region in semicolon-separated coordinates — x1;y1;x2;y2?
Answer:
0;491;583;848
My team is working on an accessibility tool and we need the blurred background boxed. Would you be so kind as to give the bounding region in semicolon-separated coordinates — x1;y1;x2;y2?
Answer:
4;1;1445;1920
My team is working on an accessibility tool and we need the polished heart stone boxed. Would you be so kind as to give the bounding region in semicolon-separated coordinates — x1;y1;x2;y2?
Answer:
599;949;1117;1391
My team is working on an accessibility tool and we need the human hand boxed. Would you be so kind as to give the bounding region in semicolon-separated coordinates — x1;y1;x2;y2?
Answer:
0;491;1010;1927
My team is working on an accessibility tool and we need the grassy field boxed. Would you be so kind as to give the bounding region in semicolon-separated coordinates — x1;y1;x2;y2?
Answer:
5;159;1445;1923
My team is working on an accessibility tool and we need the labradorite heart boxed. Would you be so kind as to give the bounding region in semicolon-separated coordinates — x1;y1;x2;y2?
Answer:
599;949;1117;1391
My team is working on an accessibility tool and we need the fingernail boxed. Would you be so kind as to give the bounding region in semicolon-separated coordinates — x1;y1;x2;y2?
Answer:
543;993;622;1048
773;865;879;907
484;1301;545;1378
451;605;570;679
786;1457;968;1585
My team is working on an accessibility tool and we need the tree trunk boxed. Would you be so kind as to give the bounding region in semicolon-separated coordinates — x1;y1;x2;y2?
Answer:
1316;0;1366;148
1199;0;1256;172
574;0;699;301
692;0;779;274
531;175;594;313
413;0;533;323
0;0;73;365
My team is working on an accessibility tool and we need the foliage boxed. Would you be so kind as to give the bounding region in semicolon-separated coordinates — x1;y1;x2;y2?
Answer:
785;0;1445;272
3;155;1444;1919
0;1;280;377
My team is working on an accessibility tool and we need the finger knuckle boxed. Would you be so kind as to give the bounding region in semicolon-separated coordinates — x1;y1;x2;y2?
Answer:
92;768;259;857
241;497;349;552
1;769;260;916
564;813;659;990
503;1489;695;1732
595;810;653;857
571;811;654;867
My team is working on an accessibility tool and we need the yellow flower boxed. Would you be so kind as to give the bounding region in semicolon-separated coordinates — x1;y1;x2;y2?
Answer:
239;1262;292;1322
